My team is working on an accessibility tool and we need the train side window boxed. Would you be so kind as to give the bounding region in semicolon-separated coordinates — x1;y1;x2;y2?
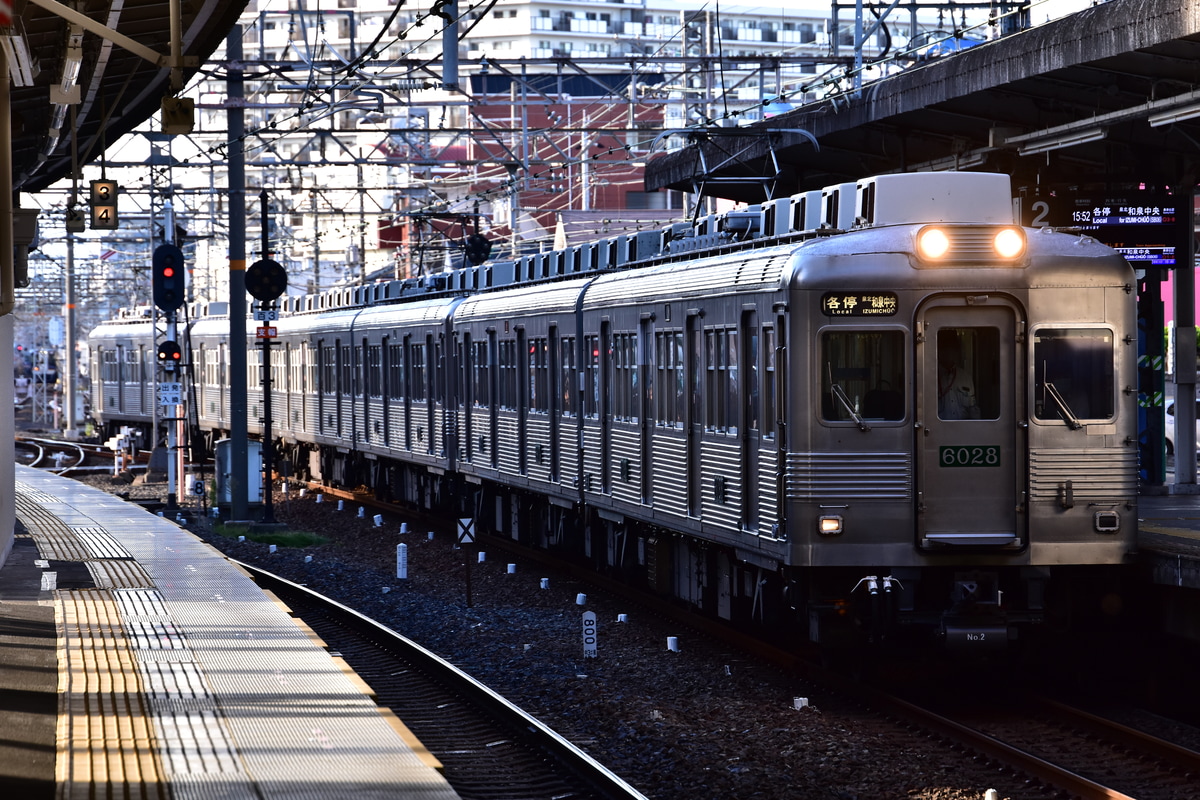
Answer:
763;326;776;439
560;335;576;417
339;345;352;395
612;332;639;422
705;327;738;434
471;339;489;408
433;337;445;405
410;342;427;402
529;337;549;414
367;344;382;398
387;342;405;399
498;339;518;410
655;330;684;428
583;334;600;418
1032;327;1115;423
820;329;905;422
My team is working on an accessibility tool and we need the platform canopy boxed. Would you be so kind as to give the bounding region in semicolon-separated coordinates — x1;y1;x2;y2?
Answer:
644;0;1200;202
5;0;249;193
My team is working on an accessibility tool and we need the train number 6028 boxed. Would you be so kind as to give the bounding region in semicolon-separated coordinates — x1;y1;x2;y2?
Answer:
939;445;1001;468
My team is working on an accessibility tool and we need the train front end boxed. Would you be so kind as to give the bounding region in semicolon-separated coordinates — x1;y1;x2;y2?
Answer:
790;173;1139;650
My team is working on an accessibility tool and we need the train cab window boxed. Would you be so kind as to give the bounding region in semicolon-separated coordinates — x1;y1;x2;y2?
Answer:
937;327;999;421
821;330;905;422
1033;327;1115;423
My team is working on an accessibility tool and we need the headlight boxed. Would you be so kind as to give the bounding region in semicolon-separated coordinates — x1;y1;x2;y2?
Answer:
917;227;951;259
818;515;844;536
993;227;1026;259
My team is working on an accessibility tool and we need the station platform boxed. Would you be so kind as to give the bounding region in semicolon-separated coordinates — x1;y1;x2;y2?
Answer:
0;464;460;799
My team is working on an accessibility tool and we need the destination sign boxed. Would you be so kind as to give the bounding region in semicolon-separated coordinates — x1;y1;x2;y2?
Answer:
1020;191;1178;267
821;292;899;317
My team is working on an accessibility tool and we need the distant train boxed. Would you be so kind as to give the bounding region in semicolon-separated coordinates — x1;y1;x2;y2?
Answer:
88;171;1139;650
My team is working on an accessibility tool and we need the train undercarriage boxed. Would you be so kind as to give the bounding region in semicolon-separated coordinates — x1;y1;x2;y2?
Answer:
276;442;1132;654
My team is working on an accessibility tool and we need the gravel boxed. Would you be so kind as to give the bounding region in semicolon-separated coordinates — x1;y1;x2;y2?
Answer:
72;472;1033;800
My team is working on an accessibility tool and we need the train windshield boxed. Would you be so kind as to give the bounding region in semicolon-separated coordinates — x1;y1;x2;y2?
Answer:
1033;328;1115;424
821;330;905;422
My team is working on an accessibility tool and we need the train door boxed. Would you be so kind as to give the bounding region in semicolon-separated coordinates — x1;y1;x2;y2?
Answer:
517;328;528;474
639;317;654;505
601;321;612;494
381;336;391;445
548;327;560;482
686;314;702;516
360;337;370;445
488;331;499;468
917;301;1024;548
741;310;760;531
460;333;471;463
219;342;228;425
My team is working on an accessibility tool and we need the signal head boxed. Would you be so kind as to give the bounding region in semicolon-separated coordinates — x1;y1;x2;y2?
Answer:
157;340;182;369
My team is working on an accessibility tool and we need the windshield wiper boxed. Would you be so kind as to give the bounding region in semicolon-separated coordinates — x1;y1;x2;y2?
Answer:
1044;381;1083;430
830;383;871;431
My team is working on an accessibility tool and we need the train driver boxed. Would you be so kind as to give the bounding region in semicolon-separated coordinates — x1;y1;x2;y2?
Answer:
938;330;980;420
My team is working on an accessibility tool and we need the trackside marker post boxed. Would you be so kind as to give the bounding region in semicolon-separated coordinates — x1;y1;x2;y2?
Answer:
582;611;597;658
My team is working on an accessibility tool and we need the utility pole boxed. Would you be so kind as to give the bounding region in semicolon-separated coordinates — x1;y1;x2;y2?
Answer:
310;188;321;293
228;25;250;521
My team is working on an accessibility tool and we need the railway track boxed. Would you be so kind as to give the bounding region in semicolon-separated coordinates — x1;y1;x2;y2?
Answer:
859;682;1200;800
240;561;649;800
303;480;1200;799
15;434;93;472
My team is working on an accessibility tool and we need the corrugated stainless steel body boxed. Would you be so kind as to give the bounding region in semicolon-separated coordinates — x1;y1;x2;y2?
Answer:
16;465;462;800
85;171;1140;643
86;314;158;433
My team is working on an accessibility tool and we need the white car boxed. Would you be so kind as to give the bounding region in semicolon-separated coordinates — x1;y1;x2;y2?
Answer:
1165;400;1200;456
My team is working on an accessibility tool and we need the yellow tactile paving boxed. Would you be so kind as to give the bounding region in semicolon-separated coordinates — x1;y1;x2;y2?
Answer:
86;559;155;590
16;490;90;561
55;589;167;800
17;466;463;800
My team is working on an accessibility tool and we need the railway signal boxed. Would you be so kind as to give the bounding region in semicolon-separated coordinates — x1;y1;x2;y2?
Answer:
246;258;288;301
464;233;492;265
157;340;182;371
152;244;185;311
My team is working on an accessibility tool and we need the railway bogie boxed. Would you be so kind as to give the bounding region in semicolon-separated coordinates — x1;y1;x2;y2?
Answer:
88;171;1139;651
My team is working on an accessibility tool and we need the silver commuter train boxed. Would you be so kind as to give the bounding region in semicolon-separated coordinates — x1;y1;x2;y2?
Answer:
89;172;1139;649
